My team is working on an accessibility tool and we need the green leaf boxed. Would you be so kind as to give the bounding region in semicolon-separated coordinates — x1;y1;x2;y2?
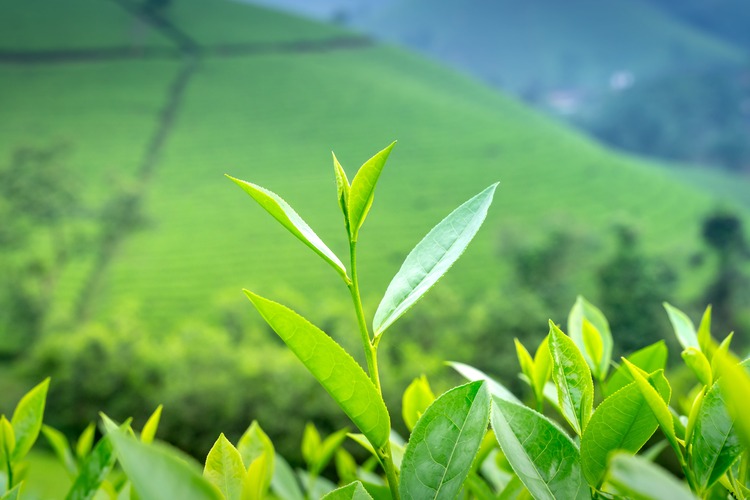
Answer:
0;417;15;470
75;423;96;460
581;319;603;373
227;175;347;279
321;481;373;500
399;381;491;499
697;305;712;355
332;152;350;232
580;372;670;487
140;405;163;444
0;484;21;500
243;451;272;500
532;336;553;406
301;423;321;468
607;453;695;500
604;341;668;397
66;434;117;500
237;420;275;499
514;339;535;387
548;322;594;435
491;397;590;500
270;454;303;500
663;302;699;350
11;377;49;461
681;347;712;387
42;425;77;476
448;362;521;404
312;429;348;476
568;297;612;380
402;376;435;432
347;141;396;241
335;449;358;484
244;291;390;450
691;381;743;490
373;183;498;337
104;417;222;500
204;433;245;500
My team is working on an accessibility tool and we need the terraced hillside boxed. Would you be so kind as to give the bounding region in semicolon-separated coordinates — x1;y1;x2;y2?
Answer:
1;0;743;334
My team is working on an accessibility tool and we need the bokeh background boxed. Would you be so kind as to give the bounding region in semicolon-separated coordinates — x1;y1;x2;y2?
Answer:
1;0;749;496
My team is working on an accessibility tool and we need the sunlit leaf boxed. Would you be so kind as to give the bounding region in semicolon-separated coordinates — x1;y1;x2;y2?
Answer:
11;378;49;461
373;183;498;336
448;361;520;404
663;303;699;350
237;420;275;499
141;405;163;445
227;175;347;279
604;341;667;397
400;381;491;499
402;376;435;432
568;297;612;380
681;348;712;387
244;291;390;449
321;481;373;500
347;142;396;241
696;305;712;355
66;434;117;500
491;397;590;500
0;417;15;470
204;434;244;500
332;152;350;232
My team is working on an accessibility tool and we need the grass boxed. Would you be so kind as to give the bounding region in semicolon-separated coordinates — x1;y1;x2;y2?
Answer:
0;0;746;332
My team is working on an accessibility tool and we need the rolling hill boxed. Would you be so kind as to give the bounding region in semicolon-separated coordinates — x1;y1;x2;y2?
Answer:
1;0;745;336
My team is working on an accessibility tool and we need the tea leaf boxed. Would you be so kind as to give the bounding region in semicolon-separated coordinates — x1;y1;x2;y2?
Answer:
681;348;712;387
0;417;16;470
568;297;612;380
663;303;699;350
580;372;670;487
402;376;435;431
105;417;222;500
42;425;77;476
321;481;373;500
400;381;491;499
696;305;712;355
244;291;390;449
491;397;590;500
66;434;117;500
312;429;348;476
607;453;695;499
713;352;750;448
1;484;21;500
373;183;498;337
141;405;163;445
75;423;96;461
448;361;521;404
301;423;321;468
227;175;347;279
11;377;49;461
237;421;274;496
548;322;594;435
604;341;667;397
690;381;743;490
532;337;553;405
332;152;350;231
270;454;303;500
347;142;396;241
204;434;245;500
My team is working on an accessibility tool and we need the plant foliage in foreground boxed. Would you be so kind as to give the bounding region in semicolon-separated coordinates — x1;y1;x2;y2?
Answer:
2;144;750;499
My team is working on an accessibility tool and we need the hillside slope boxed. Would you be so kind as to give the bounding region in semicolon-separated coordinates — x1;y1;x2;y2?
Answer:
1;0;742;332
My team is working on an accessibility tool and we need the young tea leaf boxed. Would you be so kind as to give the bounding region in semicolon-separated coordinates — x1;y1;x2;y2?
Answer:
321;481;373;500
347;142;396;241
491;397;590;500
312;428;348;476
373;183;498;337
548;322;594;436
568;297;612;380
696;305;712;355
402;375;435;432
400;381;491;499
140;405;163;445
65;433;117;500
301;423;321;470
604;341;668;397
663;303;699;350
244;291;390;450
0;417;15;470
204;433;245;500
42;425;77;477
332;152;350;232
270;454;304;500
448;362;521;404
75;423;96;460
681;348;712;387
607;453;696;500
237;420;275;495
11;377;49;461
227;175;347;280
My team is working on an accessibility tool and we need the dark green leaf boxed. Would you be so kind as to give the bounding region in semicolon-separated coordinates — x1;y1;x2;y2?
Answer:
347;142;396;241
11;377;49;461
244;291;390;450
491;397;590;500
321;481;373;500
604;341;667;397
607;453;695;499
548;322;594;435
227;175;347;279
373;183;498;336
66;434;117;500
400;381;491;499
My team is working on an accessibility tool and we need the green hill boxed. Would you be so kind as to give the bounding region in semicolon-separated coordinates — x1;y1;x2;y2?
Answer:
1;0;745;334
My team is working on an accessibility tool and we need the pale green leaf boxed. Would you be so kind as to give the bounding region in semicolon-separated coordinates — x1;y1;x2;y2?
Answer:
690;381;743;490
697;305;712;355
227;175;347;279
75;423;96;460
42;425;77;477
400;381;491;499
243;451;272;500
491;397;590;500
447;361;521;404
373;183;498;336
140;405;162;445
568;297;612;380
580;372;670;487
244;291;390;449
0;484;21;500
66;434;117;500
270;454;303;500
604;341;667;397
548;322;594;435
335;449;358;484
0;417;15;470
663;302;699;350
532;336;553;406
204;434;245;500
581;319;603;373
514;339;534;387
347;141;396;241
681;347;712;387
301;423;321;468
332;152;350;231
312;429;348;476
237;420;274;498
104;418;222;500
321;481;373;500
402;376;435;432
11;377;49;461
607;453;695;500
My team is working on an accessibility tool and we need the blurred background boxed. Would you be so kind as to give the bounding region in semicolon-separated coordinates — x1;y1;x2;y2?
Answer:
1;0;749;495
